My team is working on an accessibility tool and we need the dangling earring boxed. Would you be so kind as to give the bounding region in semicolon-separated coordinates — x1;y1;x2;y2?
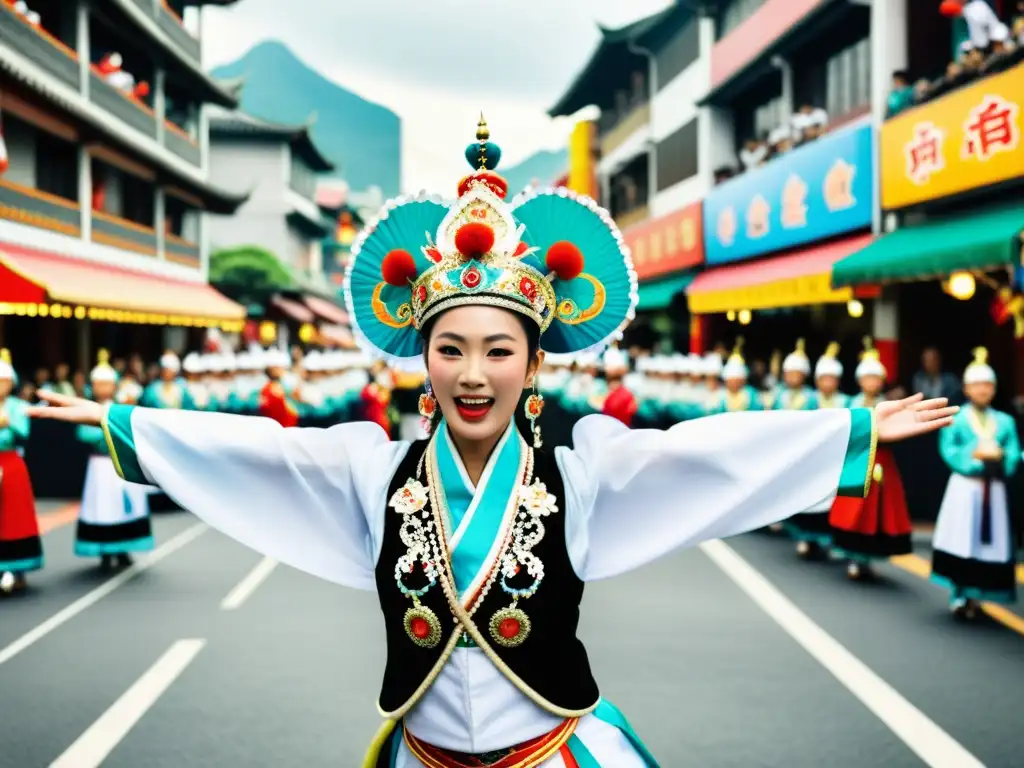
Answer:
418;379;437;431
524;384;544;449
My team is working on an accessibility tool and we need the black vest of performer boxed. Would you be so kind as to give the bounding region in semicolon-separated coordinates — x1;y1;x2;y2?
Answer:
374;436;599;716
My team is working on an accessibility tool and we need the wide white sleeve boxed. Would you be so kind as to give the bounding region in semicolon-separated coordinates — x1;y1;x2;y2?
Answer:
102;404;408;590
557;409;876;581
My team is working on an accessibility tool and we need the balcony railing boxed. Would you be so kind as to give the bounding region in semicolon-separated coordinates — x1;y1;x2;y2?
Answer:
600;102;651;160
157;4;200;61
165;234;199;267
0;5;79;88
91;210;158;256
0;179;81;237
163;123;201;166
88;70;158;139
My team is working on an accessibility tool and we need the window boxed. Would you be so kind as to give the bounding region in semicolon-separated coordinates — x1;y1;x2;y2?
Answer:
657;119;698;191
826;37;871;117
719;0;766;39
35;131;79;202
92;160;153;227
656;19;700;87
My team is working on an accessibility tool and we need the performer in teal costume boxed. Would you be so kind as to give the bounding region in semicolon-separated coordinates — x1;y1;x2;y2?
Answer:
29;121;957;766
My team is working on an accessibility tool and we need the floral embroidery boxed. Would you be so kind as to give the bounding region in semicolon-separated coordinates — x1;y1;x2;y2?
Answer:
518;479;557;517
390;479;429;515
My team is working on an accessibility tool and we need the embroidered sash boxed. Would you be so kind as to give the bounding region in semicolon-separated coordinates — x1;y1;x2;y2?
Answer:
403;718;578;768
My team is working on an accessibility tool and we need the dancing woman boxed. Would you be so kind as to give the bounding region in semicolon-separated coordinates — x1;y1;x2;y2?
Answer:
30;123;955;766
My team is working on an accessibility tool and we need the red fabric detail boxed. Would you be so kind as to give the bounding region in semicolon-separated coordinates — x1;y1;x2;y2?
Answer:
361;384;391;437
690;315;706;355
875;338;898;384
560;745;581;768
602;386;637;427
0;258;47;304
0;451;39;542
258;382;299;428
828;447;911;536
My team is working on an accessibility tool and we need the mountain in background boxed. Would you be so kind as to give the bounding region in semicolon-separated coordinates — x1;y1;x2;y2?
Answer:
211;40;401;198
500;148;569;194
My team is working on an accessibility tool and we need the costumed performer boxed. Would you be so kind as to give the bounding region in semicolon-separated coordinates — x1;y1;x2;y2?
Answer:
29;120;957;766
0;348;42;594
74;350;154;570
814;343;850;409
931;347;1020;619
258;348;300;428
828;340;912;581
599;346;637;427
707;338;762;414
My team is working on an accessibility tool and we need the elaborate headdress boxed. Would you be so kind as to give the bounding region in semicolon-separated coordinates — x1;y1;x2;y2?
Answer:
815;341;843;379
90;349;118;384
0;348;13;381
343;117;637;366
782;338;811;375
722;337;748;380
159;349;181;373
854;336;886;379
963;346;996;385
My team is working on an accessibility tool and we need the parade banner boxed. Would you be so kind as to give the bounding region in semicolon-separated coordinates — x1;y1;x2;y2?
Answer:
702;121;874;266
881;63;1024;210
623;202;704;281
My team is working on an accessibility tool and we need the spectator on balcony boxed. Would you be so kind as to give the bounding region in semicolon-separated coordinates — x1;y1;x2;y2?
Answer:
983;23;1019;72
887;71;915;117
767;125;796;158
793;105;828;144
1013;1;1024;43
959;0;1005;50
739;137;768;171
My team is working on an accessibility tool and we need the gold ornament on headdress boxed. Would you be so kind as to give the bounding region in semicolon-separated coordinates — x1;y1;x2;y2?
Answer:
792;338;808;358
97;348;111;365
860;335;880;362
971;346;989;366
728;336;745;365
823;341;840;359
0;348;10;365
475;112;490;170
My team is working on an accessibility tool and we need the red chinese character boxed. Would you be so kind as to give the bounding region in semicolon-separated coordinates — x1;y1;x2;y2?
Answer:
904;122;945;184
962;96;1020;161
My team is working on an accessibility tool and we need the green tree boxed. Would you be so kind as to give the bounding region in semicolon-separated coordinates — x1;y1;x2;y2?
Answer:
209;246;294;306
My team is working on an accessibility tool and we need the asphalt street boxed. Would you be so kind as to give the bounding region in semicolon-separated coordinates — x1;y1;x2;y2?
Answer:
2;507;1022;768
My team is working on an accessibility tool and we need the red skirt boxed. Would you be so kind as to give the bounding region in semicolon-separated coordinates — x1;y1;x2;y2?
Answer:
0;450;43;571
829;446;912;559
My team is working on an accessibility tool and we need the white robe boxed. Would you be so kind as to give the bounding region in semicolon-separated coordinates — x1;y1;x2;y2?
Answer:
105;406;872;761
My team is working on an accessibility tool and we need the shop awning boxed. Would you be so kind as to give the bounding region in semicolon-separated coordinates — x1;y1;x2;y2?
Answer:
318;324;356;348
687;234;873;315
271;294;315;324
303;294;349;325
636;272;695;311
832;204;1024;287
0;243;245;327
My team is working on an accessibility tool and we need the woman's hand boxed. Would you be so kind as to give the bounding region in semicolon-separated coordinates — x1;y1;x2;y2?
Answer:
876;393;958;444
25;390;103;426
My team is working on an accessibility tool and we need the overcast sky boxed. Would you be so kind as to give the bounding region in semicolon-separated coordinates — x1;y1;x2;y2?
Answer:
200;0;672;194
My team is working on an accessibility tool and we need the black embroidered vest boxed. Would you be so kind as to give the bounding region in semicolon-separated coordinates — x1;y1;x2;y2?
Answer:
374;437;599;717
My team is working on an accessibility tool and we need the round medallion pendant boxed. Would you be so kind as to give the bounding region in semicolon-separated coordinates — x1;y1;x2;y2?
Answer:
489;607;531;648
404;605;442;649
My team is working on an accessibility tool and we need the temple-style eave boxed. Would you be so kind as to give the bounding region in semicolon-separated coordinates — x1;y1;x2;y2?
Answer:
286;210;330;239
209;114;334;172
547;6;674;117
99;0;239;108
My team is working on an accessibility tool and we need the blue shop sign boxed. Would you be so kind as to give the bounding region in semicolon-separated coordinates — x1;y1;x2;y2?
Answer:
703;121;875;265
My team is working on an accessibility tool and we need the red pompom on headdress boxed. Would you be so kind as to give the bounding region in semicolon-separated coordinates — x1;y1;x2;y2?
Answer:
381;249;417;286
545;241;584;281
939;0;962;17
455;222;495;258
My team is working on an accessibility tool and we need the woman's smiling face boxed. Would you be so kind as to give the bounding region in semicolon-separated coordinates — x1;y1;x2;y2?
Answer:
425;305;542;444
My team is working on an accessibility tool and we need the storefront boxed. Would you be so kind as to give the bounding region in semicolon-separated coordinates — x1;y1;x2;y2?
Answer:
0;243;245;374
831;61;1024;394
687;119;877;371
622;202;704;353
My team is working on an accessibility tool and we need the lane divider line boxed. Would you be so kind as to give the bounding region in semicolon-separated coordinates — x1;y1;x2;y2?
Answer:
700;539;986;768
49;638;206;768
220;556;278;611
0;523;208;667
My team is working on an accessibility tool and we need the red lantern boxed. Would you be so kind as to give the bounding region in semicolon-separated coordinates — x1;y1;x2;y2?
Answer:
939;1;963;18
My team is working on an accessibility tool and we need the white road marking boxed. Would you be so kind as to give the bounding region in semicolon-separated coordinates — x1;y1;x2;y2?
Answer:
49;639;206;768
220;556;278;610
0;523;207;667
700;539;986;768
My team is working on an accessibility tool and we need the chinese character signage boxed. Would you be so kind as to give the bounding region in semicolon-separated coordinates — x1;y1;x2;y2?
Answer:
702;121;874;266
622;202;704;281
881;63;1024;210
